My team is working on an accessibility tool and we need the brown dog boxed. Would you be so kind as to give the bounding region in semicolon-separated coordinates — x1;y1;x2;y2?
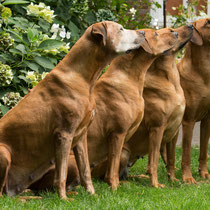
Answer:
114;24;194;188
28;27;179;191
176;18;210;183
0;21;145;199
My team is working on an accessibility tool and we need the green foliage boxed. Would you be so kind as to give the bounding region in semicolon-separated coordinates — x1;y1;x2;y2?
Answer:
170;0;208;28
0;1;71;116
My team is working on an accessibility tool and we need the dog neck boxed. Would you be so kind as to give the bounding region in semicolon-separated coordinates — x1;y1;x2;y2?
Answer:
183;42;210;83
147;53;181;90
54;34;115;94
107;48;155;92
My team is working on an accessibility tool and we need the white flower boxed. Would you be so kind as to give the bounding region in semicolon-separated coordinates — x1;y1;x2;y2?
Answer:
38;3;45;8
199;11;208;18
2;92;22;108
50;23;60;33
43;34;49;40
66;31;71;39
59;26;66;39
51;32;57;39
27;71;34;76
129;7;136;15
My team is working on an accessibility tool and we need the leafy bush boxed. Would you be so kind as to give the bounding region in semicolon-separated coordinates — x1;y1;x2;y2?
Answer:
170;0;208;28
0;1;72;116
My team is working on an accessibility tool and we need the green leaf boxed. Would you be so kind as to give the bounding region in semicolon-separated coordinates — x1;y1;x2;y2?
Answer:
24;61;39;72
68;21;80;38
0;104;9;116
27;28;39;42
0;53;13;62
84;12;96;25
13;75;21;83
15;44;27;54
38;19;50;32
48;57;58;65
9;48;23;56
19;86;28;94
6;29;28;46
0;90;9;98
2;0;29;5
34;56;55;69
18;75;30;83
38;40;63;50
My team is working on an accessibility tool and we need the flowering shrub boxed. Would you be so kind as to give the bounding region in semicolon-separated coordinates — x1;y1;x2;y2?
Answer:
2;92;22;109
96;9;117;22
26;71;48;88
170;0;208;28
27;2;55;23
0;1;72;116
0;62;13;86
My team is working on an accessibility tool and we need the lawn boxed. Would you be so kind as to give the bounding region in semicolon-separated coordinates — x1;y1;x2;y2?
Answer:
0;146;209;209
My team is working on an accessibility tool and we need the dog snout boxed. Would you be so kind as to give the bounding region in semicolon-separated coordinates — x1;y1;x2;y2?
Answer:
187;24;194;30
172;31;178;38
138;30;145;37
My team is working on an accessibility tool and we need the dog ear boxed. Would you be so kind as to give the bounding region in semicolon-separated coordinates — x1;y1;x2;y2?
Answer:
191;22;203;46
91;22;107;46
141;39;153;54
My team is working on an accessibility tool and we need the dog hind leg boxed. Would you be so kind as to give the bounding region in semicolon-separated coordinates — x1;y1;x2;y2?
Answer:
54;130;73;200
199;113;210;179
105;133;125;190
0;145;11;196
73;133;94;194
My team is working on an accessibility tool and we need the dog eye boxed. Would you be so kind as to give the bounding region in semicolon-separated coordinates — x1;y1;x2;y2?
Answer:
170;29;174;32
120;27;124;31
155;32;158;36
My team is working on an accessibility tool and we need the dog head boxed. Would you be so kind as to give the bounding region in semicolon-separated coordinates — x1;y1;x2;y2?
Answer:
170;24;194;52
191;18;210;46
90;21;146;54
139;28;178;56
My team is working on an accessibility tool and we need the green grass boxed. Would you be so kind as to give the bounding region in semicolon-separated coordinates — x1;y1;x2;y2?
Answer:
0;146;209;209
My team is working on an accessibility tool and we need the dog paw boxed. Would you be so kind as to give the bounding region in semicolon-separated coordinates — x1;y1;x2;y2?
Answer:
110;183;118;191
170;177;179;182
87;185;95;195
183;176;197;184
152;182;165;188
200;171;210;179
168;174;179;182
158;183;165;188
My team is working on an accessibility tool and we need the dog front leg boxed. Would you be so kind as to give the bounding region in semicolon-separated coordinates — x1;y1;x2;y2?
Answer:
105;133;125;190
54;131;73;200
73;133;95;194
181;121;196;184
148;126;165;188
166;131;179;182
199;113;210;179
